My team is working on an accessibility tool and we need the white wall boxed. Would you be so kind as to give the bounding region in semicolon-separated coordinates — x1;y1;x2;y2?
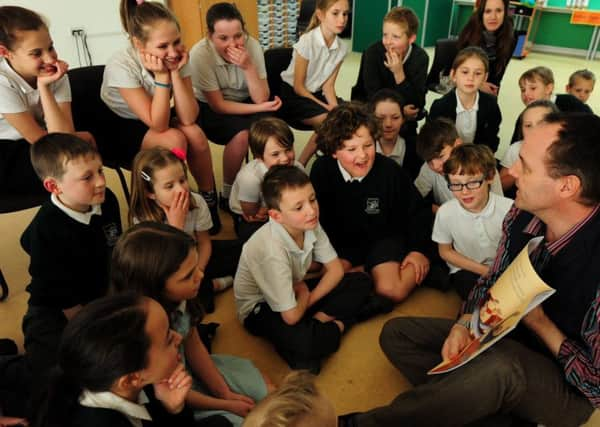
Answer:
6;0;164;67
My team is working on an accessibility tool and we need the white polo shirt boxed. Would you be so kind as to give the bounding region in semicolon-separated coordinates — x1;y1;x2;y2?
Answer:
280;26;348;93
376;136;406;167
414;163;504;205
432;192;513;273
0;58;71;140
101;45;192;119
234;218;337;321
455;91;479;145
500;140;522;168
229;159;305;215
189;36;267;103
79;389;151;427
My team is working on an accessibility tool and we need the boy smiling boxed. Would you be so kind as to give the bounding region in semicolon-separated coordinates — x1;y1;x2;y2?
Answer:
310;102;433;302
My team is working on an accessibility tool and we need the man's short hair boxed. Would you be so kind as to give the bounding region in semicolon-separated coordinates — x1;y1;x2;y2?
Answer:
30;133;98;180
416;118;459;162
543;112;600;205
249;117;294;159
443;144;496;181
262;165;310;210
316;102;380;156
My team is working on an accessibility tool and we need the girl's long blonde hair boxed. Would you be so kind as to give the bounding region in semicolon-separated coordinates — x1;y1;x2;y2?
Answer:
305;0;345;33
129;147;196;226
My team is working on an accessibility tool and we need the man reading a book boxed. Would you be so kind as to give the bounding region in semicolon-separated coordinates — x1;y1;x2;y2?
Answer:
340;112;600;427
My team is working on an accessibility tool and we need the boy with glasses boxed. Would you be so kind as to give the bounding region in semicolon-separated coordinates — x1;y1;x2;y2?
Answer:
432;144;512;299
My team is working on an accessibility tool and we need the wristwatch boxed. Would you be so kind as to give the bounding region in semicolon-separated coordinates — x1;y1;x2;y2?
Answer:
455;317;470;329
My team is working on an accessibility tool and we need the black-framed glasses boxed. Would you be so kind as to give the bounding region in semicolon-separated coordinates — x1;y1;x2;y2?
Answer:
447;178;485;192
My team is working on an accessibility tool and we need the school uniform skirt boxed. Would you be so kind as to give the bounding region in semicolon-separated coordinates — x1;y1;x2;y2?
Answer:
279;82;343;122
198;100;269;146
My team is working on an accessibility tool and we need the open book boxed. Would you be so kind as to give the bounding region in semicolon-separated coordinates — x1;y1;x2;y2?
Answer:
428;236;555;375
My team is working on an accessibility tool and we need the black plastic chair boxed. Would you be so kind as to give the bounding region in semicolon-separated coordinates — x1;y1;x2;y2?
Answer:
264;47;313;131
0;193;48;301
425;38;459;94
67;65;131;202
297;0;315;38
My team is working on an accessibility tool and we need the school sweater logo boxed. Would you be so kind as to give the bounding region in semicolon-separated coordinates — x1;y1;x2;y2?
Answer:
365;198;380;214
103;223;120;247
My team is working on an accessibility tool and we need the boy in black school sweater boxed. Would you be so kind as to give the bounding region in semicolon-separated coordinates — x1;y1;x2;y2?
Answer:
310;103;433;303
21;133;121;379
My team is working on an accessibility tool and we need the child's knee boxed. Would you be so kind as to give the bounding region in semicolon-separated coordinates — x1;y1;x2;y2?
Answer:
162;128;188;149
374;278;413;302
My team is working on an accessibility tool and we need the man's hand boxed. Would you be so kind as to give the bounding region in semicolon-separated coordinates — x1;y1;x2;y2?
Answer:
441;323;473;361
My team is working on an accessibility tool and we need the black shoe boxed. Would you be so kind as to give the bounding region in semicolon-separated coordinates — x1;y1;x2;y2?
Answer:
208;202;222;236
219;193;232;214
338;412;360;427
355;295;394;322
0;338;18;356
197;322;220;353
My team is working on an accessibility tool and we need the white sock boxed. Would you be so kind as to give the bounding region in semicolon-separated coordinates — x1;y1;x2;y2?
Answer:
222;184;232;199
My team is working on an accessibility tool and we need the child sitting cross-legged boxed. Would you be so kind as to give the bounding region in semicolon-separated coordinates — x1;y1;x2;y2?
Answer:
234;165;375;373
414;117;503;213
432;144;513;300
111;222;269;426
310;102;434;303
229;117;304;243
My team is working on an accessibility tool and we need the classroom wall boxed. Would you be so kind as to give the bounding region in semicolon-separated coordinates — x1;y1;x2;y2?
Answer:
6;0;164;68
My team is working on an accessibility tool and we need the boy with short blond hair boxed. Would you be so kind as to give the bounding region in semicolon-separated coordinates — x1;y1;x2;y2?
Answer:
22;133;121;379
432;144;513;299
566;69;595;110
243;371;336;427
311;102;433;303
229;117;304;242
415;118;503;212
234;165;373;373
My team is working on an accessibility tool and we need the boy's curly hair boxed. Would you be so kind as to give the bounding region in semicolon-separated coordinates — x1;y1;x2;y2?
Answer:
316;102;381;156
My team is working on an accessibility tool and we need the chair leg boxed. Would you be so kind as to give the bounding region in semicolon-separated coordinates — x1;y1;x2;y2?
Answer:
0;268;8;302
115;166;131;204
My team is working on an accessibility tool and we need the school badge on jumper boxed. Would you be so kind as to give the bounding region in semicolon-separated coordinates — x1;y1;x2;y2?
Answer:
365;198;380;214
103;223;121;247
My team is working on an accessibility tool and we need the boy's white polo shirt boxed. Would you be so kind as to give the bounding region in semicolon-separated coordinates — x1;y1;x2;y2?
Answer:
234;218;337;321
0;58;71;140
500;140;522;168
432;192;513;273
229;159;305;215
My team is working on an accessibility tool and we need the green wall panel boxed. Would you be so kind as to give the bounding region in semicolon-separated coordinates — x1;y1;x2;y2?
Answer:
533;12;593;49
351;1;390;52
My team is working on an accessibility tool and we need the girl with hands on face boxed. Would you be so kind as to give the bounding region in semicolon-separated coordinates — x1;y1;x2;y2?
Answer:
32;294;218;427
102;0;221;235
189;3;279;213
111;223;272;426
0;6;95;197
129;147;241;313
